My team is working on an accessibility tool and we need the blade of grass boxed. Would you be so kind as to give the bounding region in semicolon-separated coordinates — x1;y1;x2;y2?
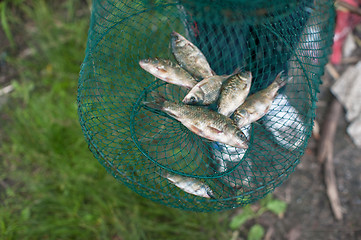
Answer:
0;2;15;48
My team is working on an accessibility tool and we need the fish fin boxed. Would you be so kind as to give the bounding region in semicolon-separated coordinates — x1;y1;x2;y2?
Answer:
150;91;167;100
275;71;292;88
156;66;168;73
155;170;165;178
208;126;223;134
142;92;167;111
198;80;210;89
189;124;204;135
142;100;165;111
167;111;180;119
253;121;263;127
211;69;216;76
231;66;243;75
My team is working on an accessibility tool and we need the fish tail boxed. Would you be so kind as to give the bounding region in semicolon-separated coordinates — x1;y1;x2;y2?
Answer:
155;170;166;178
231;66;243;75
274;71;292;88
142;92;167;111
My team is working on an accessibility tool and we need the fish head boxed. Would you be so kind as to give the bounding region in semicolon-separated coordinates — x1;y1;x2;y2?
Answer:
238;71;252;83
235;130;249;149
139;58;169;79
139;58;158;71
139;58;152;68
171;31;187;47
182;90;204;105
225;128;249;149
234;109;249;128
242;71;252;83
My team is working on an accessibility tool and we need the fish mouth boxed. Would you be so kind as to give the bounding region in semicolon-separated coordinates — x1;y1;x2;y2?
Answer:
235;140;249;149
139;59;150;64
171;31;181;41
239;143;248;149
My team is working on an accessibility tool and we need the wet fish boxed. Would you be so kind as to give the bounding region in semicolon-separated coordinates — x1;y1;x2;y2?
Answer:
182;74;231;105
262;93;306;151
139;58;197;89
171;31;214;79
212;124;250;173
234;72;291;128
162;172;213;198
143;96;249;149
218;71;252;117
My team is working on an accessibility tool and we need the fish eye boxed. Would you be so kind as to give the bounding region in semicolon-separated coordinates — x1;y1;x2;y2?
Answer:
237;131;247;140
239;109;248;117
190;96;197;103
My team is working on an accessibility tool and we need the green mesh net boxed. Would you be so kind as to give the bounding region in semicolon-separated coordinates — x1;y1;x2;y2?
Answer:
77;0;335;211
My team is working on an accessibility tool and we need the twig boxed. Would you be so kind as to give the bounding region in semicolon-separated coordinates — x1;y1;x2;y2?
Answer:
0;84;14;96
317;99;343;164
230;230;239;240
341;56;360;65
312;119;321;140
335;0;361;16
325;146;343;220
264;227;274;240
326;63;340;80
318;98;343;221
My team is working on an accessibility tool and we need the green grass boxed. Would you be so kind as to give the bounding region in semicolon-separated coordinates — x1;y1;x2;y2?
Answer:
0;1;232;239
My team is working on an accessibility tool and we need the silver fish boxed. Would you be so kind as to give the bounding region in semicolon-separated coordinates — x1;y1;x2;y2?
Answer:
171;31;214;79
212;125;251;173
139;58;197;89
262;93;306;150
144;96;248;149
162;172;213;198
234;72;291;128
182;74;230;105
218;71;252;117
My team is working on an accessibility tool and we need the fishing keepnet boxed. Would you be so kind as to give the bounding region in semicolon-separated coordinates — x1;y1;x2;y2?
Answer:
77;0;335;211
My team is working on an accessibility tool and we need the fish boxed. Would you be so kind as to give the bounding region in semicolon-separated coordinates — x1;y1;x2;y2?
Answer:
262;93;306;151
182;74;232;105
171;31;214;79
234;72;291;128
143;96;249;149
139;58;198;89
218;71;252;117
212;125;250;173
212;124;251;171
162;172;214;198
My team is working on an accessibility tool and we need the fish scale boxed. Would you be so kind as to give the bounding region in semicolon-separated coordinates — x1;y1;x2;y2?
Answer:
144;98;249;149
234;72;290;128
171;31;214;79
139;58;198;89
218;71;252;117
182;74;232;105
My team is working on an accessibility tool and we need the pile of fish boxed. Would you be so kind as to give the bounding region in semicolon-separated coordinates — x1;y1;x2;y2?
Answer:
139;31;291;199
